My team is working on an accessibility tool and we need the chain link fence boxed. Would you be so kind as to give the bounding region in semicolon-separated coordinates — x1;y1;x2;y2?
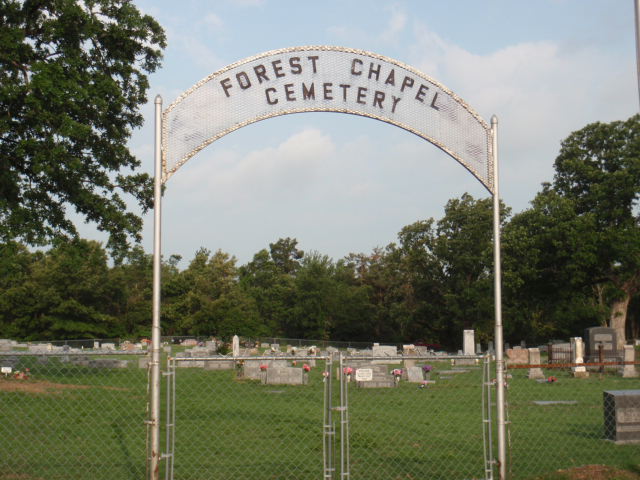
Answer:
337;354;492;480
2;341;639;480
505;358;640;479
0;351;149;480
164;353;491;480
164;355;332;480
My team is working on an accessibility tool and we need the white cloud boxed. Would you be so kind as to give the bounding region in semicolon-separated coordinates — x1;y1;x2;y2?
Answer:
227;0;265;6
407;22;636;211
380;6;408;44
177;35;224;72
203;13;224;30
168;128;336;208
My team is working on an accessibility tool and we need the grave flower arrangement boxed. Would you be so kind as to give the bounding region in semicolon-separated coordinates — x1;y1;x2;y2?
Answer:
547;376;557;383
303;364;311;372
422;364;433;379
259;364;268;371
343;367;353;381
322;371;329;382
392;368;403;383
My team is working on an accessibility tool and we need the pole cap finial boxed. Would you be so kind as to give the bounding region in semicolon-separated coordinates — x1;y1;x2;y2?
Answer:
155;94;162;104
491;114;498;125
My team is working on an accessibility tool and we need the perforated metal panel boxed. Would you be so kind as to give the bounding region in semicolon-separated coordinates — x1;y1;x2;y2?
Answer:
162;46;493;192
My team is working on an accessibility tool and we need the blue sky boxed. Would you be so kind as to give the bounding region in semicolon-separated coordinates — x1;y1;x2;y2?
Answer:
97;0;637;265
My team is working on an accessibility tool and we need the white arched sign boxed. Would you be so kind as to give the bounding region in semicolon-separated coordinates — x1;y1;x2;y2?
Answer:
149;46;506;480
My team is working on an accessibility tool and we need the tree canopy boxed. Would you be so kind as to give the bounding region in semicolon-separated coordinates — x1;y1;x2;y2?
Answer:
0;0;166;256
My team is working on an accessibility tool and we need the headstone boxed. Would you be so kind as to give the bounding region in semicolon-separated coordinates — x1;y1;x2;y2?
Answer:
101;343;116;351
604;390;640;444
270;343;280;352
90;359;129;369
621;345;638;378
93;341;100;349
404;359;417;369
372;344;397;356
204;359;235;370
527;348;545;379
570;337;589;378
138;357;150;369
584;326;619;363
403;344;416;356
232;335;240;357
406;366;424;383
353;363;395;388
476;343;482;354
506;347;529;365
372;344;400;364
463;330;475;355
488;341;495;354
264;367;306;385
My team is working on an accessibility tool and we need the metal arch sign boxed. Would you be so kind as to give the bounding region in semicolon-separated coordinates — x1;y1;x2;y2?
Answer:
162;46;494;192
151;46;507;480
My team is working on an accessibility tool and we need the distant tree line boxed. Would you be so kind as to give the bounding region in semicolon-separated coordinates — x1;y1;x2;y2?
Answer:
1;2;637;350
0;116;637;350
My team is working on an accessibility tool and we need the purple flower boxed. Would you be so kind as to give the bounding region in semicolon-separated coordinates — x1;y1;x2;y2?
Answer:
422;365;433;373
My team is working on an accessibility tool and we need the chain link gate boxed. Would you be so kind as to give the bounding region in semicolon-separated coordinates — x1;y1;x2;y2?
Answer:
162;353;494;480
163;355;334;480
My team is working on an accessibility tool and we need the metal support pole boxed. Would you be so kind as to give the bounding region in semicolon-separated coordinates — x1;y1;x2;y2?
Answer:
150;95;163;480
635;0;640;109
491;115;507;480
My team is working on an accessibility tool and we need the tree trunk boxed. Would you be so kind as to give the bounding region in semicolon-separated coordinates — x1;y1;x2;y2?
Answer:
609;292;630;351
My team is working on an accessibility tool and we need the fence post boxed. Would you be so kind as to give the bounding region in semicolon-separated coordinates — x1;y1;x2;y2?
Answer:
150;94;163;480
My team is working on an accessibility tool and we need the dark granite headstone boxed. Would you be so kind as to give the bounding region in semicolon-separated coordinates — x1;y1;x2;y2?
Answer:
604;390;640;444
584;327;619;363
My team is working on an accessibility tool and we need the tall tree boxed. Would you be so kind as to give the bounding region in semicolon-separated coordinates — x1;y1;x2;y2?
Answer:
0;0;166;256
502;187;605;343
551;115;640;347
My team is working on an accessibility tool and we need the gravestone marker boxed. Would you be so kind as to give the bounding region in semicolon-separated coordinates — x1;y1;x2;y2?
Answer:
372;344;400;364
406;366;424;383
264;366;306;385
571;337;588;378
527;348;545;380
232;335;240;357
506;347;528;365
463;330;475;355
621;345;638;378
604;390;640;444
585;326;619;363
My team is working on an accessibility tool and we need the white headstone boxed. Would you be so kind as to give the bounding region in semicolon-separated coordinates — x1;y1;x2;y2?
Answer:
232;335;240;357
463;330;475;355
527;348;545;379
621;345;638;378
571;337;589;378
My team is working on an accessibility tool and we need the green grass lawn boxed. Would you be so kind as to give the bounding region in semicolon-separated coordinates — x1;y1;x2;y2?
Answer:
0;355;638;480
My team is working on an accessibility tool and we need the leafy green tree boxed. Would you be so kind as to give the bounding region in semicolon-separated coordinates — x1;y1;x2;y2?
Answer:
502;187;605;343
1;239;118;340
288;252;373;341
551;115;640;347
107;246;153;338
167;248;262;338
239;238;304;336
0;242;39;338
0;0;166;256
